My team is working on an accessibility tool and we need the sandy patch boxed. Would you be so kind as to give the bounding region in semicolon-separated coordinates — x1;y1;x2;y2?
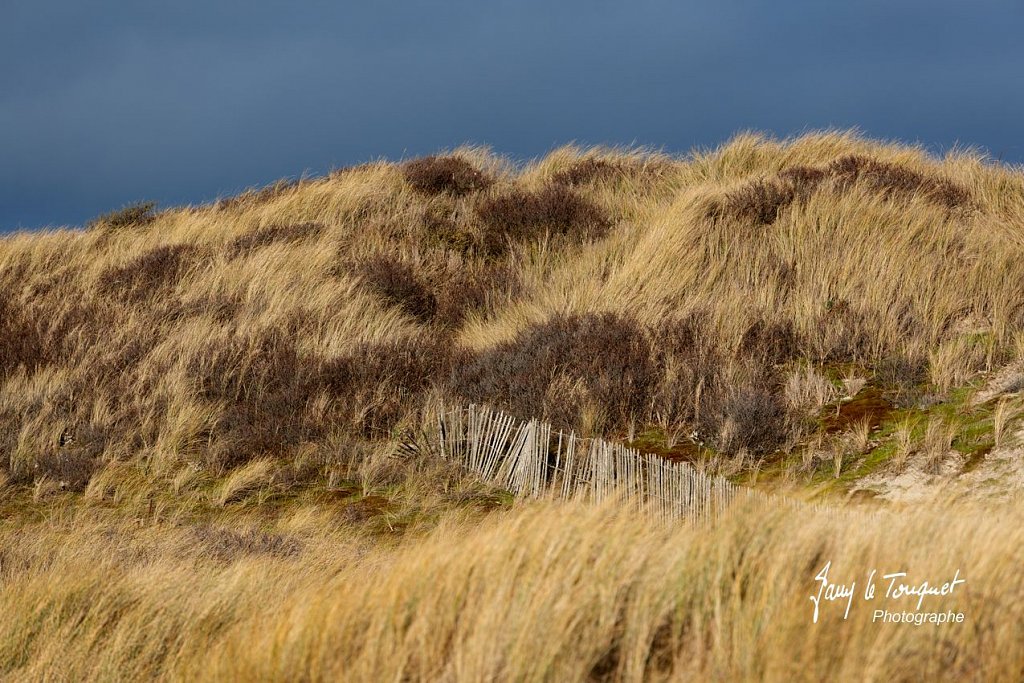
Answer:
852;366;1024;504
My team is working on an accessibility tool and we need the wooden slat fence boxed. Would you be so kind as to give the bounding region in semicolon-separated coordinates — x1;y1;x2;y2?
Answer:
436;404;836;524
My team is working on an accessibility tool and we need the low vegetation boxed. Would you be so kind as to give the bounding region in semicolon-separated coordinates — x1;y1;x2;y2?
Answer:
2;132;1024;679
0;498;1020;680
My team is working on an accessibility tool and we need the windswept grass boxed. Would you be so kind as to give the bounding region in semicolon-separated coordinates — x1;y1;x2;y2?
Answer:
0;498;1019;681
3;131;1024;679
4;132;1024;492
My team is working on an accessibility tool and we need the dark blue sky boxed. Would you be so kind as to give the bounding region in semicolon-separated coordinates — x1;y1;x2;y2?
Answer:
3;1;1023;231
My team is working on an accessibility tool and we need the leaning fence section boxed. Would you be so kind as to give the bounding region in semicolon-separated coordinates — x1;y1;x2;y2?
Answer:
436;403;809;524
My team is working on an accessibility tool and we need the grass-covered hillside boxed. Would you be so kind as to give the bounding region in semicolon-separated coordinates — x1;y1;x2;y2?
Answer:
2;131;1024;680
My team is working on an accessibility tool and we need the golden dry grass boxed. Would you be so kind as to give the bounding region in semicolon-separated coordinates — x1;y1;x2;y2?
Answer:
0;498;1021;681
3;131;1024;485
3;130;1024;680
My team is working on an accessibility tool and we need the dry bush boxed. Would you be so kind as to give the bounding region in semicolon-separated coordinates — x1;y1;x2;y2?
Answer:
474;184;611;254
711;371;787;454
648;313;709;369
433;263;522;328
225;222;324;258
648;314;720;428
710;154;971;227
776;165;828;195
402;155;494;197
453;312;656;433
711;166;826;225
0;299;48;378
550;158;627;186
874;354;930;403
715;179;797;225
87;200;157;229
737;318;800;364
828;155;972;209
351;257;437;322
416;202;467;250
190;326;310;468
12;446;101;492
314;337;457;437
96;244;201;302
188;323;454;469
808;299;876;363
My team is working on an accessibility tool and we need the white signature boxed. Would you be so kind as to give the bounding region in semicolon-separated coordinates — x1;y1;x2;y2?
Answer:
810;560;966;623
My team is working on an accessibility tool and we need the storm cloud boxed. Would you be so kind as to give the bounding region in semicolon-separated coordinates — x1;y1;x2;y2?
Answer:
3;0;1023;231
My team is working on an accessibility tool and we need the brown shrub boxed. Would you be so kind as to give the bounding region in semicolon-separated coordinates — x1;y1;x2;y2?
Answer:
23;264;79;301
97;244;201;302
453;313;656;433
712;156;971;226
87;201;158;230
552;158;672;188
351;257;437;323
474;185;612;255
225;222;324;258
738;318;800;364
402;155;494;197
341;495;395;523
650;314;710;360
174;294;244;323
0;299;48;378
315;337;457;436
921;178;973;210
828;155;971;209
1;419;106;490
184;318;455;467
433;264;522;328
452;311;789;448
777;165;827;186
648;315;789;453
551;159;625;187
32;297;121;372
777;165;828;201
714;166;828;225
190;325;309;468
29;444;103;491
712;373;788;454
715;180;796;226
809;299;877;362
